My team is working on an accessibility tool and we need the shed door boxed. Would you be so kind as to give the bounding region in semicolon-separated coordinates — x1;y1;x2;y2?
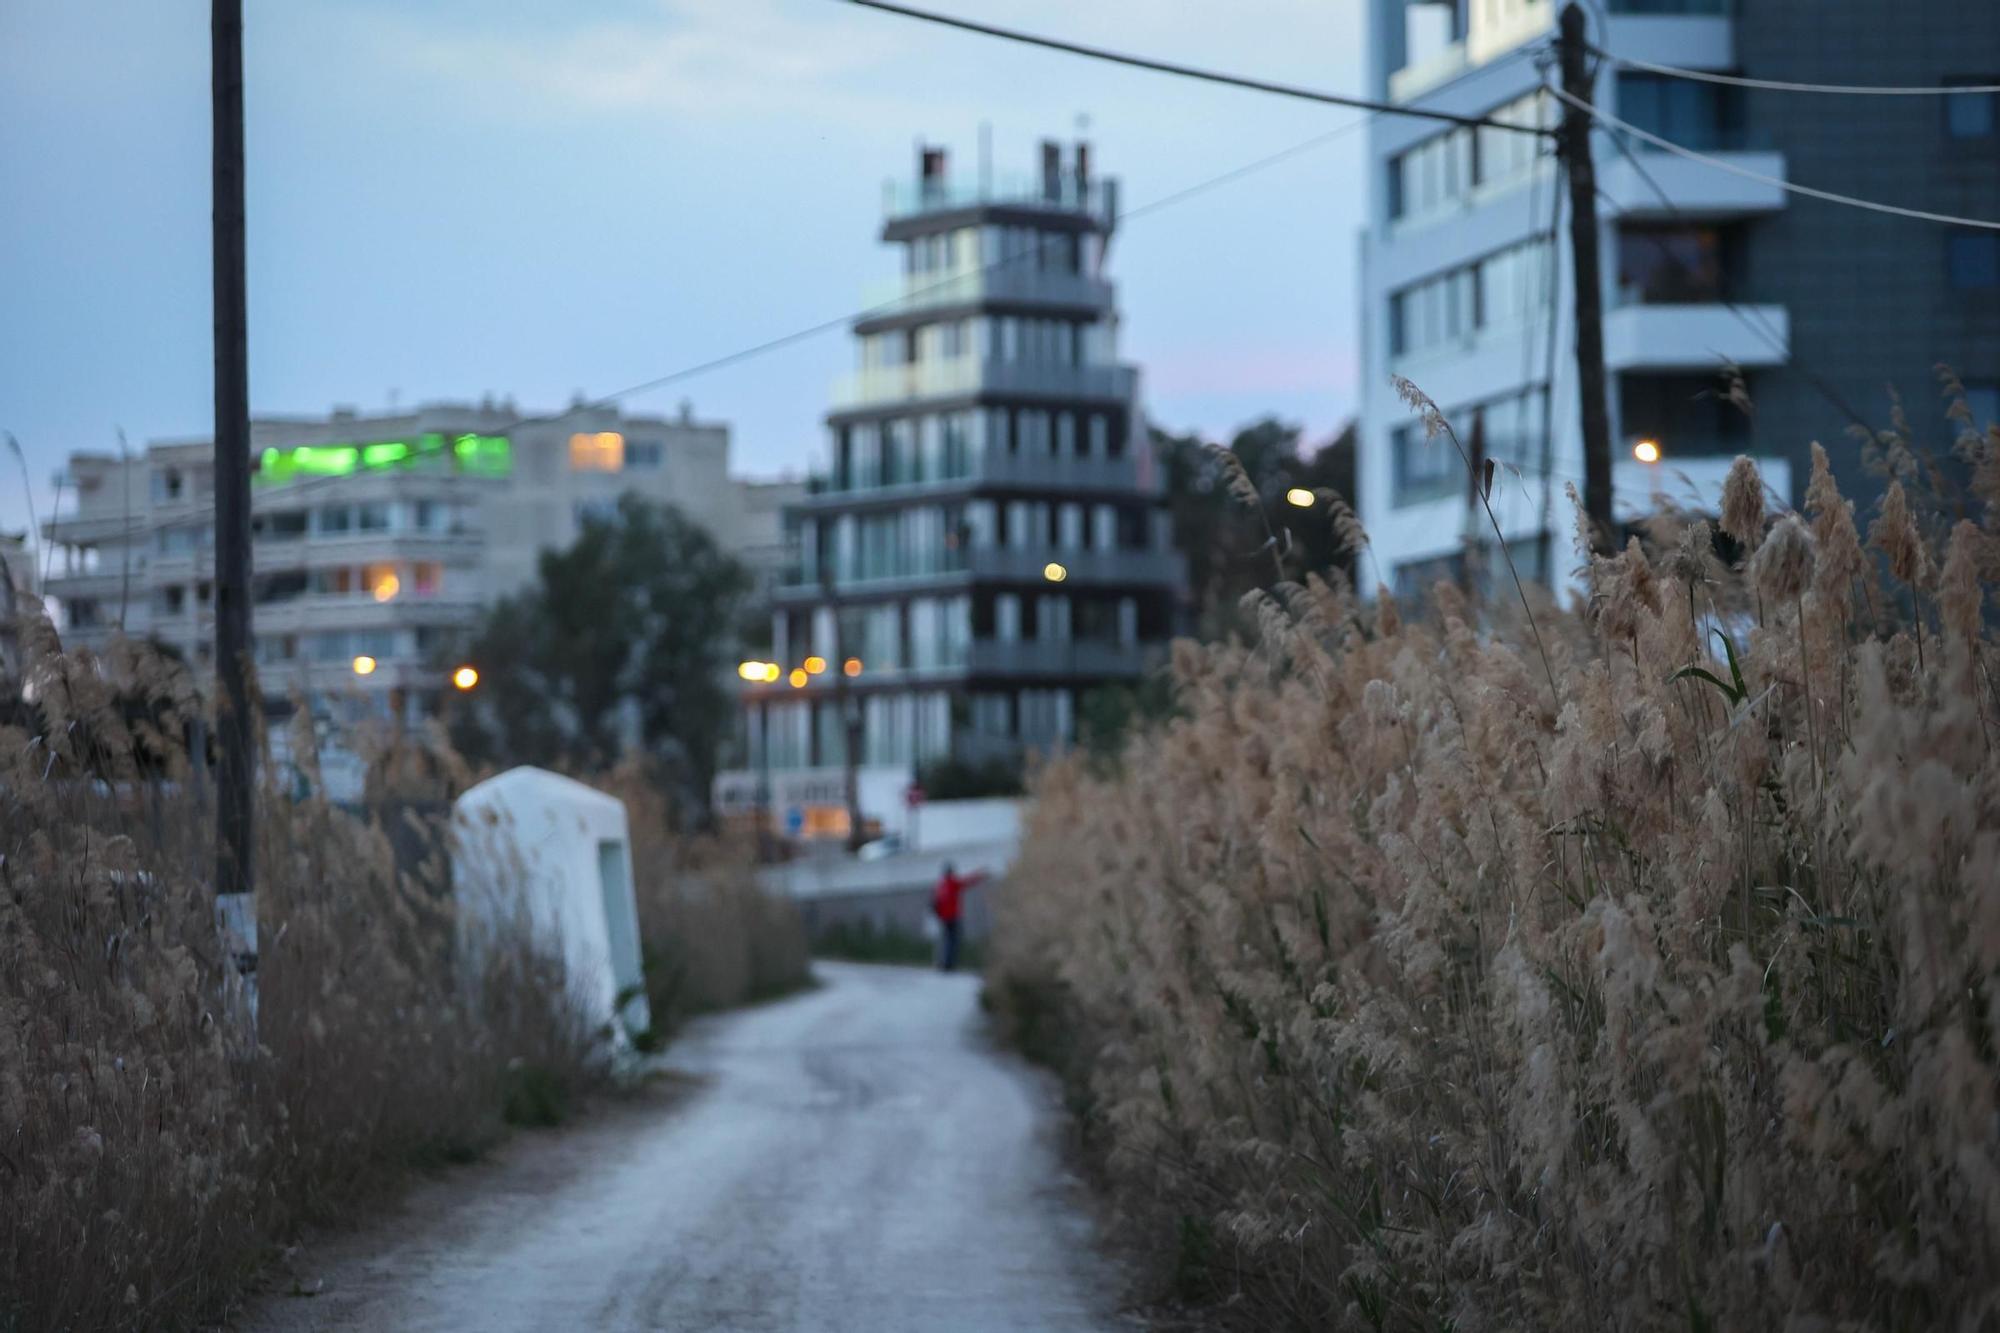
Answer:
596;839;646;1029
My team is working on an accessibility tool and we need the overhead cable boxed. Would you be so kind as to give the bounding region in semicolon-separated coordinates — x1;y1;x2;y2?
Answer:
1591;50;2000;97
843;0;1552;135
1549;85;2000;231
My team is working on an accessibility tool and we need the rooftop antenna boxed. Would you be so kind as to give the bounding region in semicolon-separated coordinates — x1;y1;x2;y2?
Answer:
979;121;992;195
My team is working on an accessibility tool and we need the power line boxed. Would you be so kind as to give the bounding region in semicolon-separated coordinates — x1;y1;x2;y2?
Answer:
44;116;1377;546
1550;84;2000;231
1592;50;2000;97
842;0;1552;136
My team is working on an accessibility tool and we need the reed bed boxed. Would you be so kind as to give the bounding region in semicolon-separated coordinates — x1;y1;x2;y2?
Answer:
991;389;2000;1331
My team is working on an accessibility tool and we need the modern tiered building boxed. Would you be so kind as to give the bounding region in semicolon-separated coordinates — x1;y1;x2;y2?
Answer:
38;398;787;723
723;140;1181;833
1360;0;2000;594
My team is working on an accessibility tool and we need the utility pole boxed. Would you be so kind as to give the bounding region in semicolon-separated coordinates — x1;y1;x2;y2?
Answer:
211;0;257;996
1558;2;1615;554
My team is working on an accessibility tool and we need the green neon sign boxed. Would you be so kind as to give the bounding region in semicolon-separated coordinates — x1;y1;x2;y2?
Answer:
257;431;512;484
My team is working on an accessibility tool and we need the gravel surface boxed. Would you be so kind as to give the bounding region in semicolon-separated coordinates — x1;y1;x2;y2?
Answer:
238;961;1133;1332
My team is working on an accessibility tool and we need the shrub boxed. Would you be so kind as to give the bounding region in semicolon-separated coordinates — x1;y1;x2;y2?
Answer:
991;396;2000;1329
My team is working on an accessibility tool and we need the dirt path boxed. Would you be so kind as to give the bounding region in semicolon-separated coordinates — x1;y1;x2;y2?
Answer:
238;962;1133;1332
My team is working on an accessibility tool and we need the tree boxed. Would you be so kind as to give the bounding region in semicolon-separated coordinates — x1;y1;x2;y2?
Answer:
448;495;750;815
1152;416;1358;639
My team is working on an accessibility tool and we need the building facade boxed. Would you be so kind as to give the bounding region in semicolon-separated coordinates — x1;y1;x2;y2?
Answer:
1360;0;2000;594
727;140;1181;829
39;398;777;721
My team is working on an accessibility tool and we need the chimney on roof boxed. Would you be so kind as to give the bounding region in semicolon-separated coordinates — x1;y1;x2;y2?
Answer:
330;405;356;422
1041;139;1061;201
679;399;693;424
1075;141;1090;189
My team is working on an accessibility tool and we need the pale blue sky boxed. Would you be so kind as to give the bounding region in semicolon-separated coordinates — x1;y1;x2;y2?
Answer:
0;1;1368;536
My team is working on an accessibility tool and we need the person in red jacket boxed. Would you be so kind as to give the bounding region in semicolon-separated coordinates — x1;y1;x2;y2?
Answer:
930;862;987;973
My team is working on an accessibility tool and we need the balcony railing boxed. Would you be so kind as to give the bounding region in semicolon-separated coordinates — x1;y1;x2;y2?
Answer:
775;544;1179;593
966;638;1149;678
804;447;1147;503
860;267;1115;321
833;357;1136;410
884;174;1115;225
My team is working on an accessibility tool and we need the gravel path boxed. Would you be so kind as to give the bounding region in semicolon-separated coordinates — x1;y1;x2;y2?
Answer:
239;962;1131;1332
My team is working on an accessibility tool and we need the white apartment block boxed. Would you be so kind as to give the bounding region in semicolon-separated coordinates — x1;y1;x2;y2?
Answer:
39;398;782;721
1361;0;1797;595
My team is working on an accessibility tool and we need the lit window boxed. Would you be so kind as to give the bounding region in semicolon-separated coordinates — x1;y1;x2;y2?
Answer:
568;431;625;472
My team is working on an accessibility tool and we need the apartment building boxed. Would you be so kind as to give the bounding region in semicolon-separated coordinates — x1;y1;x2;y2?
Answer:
39;399;777;721
718;140;1182;835
1360;0;2000;593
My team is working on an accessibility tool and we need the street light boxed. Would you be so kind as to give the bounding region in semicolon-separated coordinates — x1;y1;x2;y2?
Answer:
842;657;863;677
1285;487;1316;508
1042;561;1067;583
789;667;808;688
1633;438;1662;464
371;571;400;602
452;665;479;691
804;655;828;675
351;655;377;676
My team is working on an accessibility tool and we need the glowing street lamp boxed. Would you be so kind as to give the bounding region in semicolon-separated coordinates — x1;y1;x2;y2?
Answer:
1285;487;1316;508
351;655;378;676
371;572;400;602
452;665;479;691
804;655;828;675
1042;561;1067;583
842;657;863;677
788;667;809;688
1633;438;1662;464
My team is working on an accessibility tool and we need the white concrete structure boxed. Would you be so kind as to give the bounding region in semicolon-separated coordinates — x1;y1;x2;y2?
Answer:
1360;0;1792;595
38;399;786;722
452;767;649;1040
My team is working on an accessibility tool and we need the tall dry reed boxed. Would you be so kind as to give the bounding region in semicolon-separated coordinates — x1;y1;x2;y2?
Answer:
992;398;2000;1330
1;605;602;1332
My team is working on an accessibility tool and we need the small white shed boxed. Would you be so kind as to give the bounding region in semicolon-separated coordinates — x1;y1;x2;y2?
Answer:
452;767;650;1040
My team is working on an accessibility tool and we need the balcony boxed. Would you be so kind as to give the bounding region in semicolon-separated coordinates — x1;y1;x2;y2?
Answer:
832;357;1136;411
858;267;1115;325
966;638;1149;678
773;545;1180;596
1604;303;1787;372
1601;148;1786;222
249;592;483;635
802;448;1149;506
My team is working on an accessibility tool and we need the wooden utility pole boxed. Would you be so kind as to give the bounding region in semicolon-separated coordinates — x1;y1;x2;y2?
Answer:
212;0;256;974
1558;2;1615;554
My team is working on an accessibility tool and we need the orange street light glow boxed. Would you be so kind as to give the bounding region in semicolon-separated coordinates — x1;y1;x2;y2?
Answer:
804;655;828;675
1285;487;1315;508
351;655;378;676
843;657;863;677
789;668;808;688
372;572;400;602
1633;439;1662;464
452;666;479;691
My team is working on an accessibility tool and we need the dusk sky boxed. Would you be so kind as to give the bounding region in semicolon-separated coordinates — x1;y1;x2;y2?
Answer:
1;1;1368;537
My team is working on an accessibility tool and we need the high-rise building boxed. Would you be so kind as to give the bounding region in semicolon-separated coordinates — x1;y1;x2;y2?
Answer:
1359;0;2000;594
721;139;1182;836
38;399;780;721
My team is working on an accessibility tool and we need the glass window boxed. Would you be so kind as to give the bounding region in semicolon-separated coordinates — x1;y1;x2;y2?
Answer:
1943;80;1998;138
1393;422;1456;506
318;505;352;534
1617;225;1726;304
356;502;391;531
1616;73;1743;150
1948;233;2000;289
568;431;624;472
